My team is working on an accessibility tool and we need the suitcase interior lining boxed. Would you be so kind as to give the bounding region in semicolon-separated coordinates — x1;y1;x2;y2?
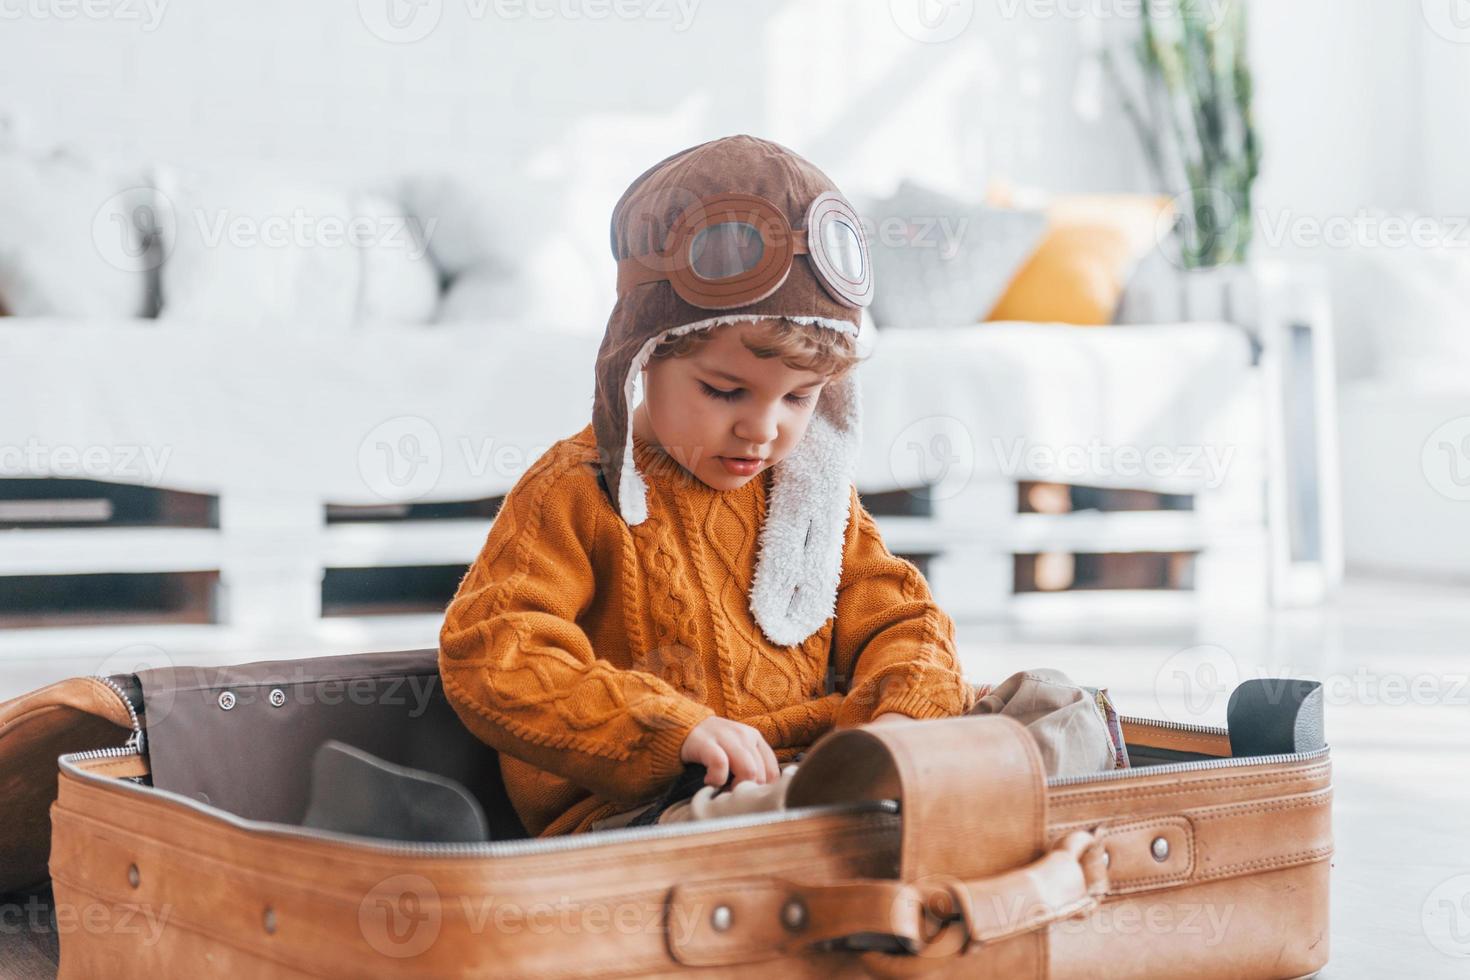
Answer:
116;651;1309;844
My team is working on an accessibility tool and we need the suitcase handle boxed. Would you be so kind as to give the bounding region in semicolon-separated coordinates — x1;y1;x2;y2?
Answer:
667;828;1108;968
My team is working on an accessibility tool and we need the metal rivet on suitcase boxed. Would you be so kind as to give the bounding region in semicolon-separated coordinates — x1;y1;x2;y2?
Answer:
781;899;808;932
1102;850;1111;868
218;691;236;711
1151;836;1170;862
711;905;733;932
263;907;277;934
127;864;140;888
269;688;287;707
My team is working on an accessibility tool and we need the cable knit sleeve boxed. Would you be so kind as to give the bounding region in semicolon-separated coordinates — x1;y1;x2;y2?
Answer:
439;450;714;805
830;485;976;727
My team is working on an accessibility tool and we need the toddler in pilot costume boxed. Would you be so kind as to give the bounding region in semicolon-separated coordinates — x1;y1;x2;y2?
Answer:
441;136;1106;838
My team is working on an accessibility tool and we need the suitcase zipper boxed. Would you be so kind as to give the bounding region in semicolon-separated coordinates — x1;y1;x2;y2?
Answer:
88;674;146;755
1116;714;1224;735
1047;742;1330;786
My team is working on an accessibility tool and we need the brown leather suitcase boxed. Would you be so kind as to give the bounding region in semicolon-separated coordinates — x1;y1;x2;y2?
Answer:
0;648;1332;978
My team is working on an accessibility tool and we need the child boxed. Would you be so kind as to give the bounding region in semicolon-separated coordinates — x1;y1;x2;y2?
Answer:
439;135;975;838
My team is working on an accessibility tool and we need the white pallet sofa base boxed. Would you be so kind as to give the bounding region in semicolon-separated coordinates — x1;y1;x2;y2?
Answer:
0;304;1296;665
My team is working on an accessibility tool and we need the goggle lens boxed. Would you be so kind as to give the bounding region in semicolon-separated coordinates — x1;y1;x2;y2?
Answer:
689;221;766;280
820;216;865;282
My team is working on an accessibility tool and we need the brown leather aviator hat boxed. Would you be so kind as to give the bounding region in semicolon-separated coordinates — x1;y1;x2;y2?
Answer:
592;135;874;647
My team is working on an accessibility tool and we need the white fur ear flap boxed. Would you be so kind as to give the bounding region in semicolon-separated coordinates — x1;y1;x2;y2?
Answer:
749;370;862;646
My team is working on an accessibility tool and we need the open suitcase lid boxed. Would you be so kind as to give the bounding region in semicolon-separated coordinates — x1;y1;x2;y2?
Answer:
0;674;139;892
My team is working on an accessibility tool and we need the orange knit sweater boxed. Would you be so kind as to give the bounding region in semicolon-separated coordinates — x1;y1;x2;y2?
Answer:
439;422;975;837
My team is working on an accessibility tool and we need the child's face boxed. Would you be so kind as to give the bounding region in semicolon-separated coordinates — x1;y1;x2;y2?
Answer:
632;320;829;492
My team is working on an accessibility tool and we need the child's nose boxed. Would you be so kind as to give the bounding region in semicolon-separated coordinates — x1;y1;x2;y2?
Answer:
734;410;779;447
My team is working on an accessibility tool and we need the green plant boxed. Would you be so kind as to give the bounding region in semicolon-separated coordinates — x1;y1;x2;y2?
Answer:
1103;0;1261;268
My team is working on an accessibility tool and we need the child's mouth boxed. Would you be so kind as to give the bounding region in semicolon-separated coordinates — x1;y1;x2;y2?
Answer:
716;456;764;476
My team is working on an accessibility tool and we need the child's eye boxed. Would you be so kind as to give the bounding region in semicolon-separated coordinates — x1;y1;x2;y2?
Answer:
699;381;815;406
699;381;742;402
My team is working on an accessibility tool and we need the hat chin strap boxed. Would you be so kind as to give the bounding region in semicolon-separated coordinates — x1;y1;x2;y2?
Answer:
617;314;862;646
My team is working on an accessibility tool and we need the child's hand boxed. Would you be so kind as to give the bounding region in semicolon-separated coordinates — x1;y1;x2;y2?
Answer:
866;712;911;725
680;717;780;790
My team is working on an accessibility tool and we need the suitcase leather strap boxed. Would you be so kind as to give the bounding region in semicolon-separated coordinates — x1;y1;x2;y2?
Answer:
667;828;1106;967
669;715;1108;970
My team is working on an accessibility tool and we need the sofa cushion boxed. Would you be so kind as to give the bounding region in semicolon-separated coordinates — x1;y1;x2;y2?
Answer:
0;146;152;318
861;180;1045;330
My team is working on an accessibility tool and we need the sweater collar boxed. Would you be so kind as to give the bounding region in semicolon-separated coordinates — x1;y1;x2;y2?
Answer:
629;429;770;502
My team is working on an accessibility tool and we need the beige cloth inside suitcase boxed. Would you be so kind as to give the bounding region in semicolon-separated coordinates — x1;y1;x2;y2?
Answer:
590;668;1120;831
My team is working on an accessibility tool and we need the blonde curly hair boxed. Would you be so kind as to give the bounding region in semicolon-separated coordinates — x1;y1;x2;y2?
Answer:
648;317;865;381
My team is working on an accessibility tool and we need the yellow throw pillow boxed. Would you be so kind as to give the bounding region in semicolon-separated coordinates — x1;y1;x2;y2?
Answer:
984;194;1174;326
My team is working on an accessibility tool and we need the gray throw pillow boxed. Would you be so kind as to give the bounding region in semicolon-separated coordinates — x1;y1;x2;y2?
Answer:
861;180;1045;329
